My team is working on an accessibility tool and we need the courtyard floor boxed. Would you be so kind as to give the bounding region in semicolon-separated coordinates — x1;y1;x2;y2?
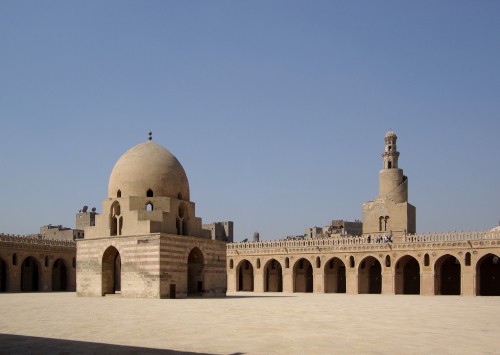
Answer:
0;292;499;354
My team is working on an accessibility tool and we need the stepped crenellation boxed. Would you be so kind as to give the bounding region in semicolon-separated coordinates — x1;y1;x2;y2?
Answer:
0;233;76;247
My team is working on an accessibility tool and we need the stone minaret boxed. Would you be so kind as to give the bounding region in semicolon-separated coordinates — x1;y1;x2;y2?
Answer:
378;131;408;203
362;130;416;237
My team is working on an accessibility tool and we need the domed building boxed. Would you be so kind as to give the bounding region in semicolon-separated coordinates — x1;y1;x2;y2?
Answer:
77;135;227;298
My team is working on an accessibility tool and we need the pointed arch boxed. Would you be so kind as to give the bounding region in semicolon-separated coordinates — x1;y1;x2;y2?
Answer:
236;259;254;291
21;256;40;292
434;254;461;295
52;258;68;291
102;246;121;295
293;258;313;293
395;255;420;295
358;256;381;294
264;259;283;292
476;253;500;296
187;247;205;295
324;257;346;293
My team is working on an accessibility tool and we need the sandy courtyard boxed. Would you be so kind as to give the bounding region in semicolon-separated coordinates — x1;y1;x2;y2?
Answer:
0;292;499;354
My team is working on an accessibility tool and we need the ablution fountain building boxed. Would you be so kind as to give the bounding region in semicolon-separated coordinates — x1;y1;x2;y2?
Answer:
0;131;499;297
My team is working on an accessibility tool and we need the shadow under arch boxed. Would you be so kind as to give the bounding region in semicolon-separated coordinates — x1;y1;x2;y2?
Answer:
434;254;461;295
102;246;121;295
476;253;500;296
187;247;205;295
236;259;254;291
21;256;41;292
263;258;283;292
293;258;313;293
358;256;381;294
52;258;68;291
324;257;346;293
395;255;420;295
0;256;7;292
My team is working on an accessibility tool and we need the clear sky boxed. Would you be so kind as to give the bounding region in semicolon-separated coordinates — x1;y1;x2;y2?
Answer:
1;1;499;241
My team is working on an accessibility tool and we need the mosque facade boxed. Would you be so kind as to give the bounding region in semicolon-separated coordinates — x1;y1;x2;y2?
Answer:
226;131;500;296
0;131;499;297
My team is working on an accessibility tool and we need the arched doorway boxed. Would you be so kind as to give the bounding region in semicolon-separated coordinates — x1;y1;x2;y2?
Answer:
102;246;121;295
435;254;461;295
237;260;254;291
358;256;381;294
476;254;500;296
187;247;205;295
324;257;346;293
264;259;283;292
395;256;420;295
0;257;7;292
21;256;40;292
293;258;313;293
52;258;68;291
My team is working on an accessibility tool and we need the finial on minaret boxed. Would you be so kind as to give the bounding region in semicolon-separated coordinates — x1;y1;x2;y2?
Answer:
148;131;152;141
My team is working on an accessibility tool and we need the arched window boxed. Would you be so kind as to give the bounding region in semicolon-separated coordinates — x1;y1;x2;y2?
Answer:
13;253;17;266
117;190;121;198
385;255;391;267
177;192;183;200
147;189;153;197
73;257;76;268
316;256;321;268
384;216;389;232
465;252;471;266
229;259;234;269
146;202;153;211
110;202;121;236
349;256;355;268
379;217;384;232
424;253;430;267
285;257;290;268
45;256;49;267
256;258;261;269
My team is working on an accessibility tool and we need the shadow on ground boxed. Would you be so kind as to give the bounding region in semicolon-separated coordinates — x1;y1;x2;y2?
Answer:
0;334;217;355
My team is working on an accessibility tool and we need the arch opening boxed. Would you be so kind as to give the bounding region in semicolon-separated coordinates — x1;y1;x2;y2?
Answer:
52;258;68;291
476;254;500;296
324;257;346;293
21;256;40;292
395;256;420;295
293;258;313;293
358;256;381;294
236;260;254;291
187;248;205;295
435;254;461;295
102;246;121;295
264;259;283;292
0;257;7;292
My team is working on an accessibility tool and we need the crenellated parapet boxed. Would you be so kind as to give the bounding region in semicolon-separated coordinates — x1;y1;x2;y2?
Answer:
227;230;500;256
0;233;76;248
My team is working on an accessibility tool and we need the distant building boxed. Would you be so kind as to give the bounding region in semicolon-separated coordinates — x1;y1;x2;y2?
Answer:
305;219;362;239
39;224;83;241
202;221;234;242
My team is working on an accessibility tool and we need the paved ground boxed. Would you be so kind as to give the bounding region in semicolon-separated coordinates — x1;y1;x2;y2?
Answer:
0;292;499;354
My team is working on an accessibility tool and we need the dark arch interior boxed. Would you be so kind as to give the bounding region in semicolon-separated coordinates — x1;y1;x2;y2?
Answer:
325;258;346;293
264;259;283;292
102;247;121;295
359;257;381;294
437;255;461;295
237;260;254;291
478;254;500;296
294;259;313;293
52;259;68;291
0;258;7;292
187;248;205;295
21;257;40;292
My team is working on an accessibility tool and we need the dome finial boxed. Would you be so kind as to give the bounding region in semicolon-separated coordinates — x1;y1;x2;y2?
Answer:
148;131;152;141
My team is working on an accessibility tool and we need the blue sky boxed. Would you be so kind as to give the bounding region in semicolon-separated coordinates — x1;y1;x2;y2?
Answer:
0;1;499;240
